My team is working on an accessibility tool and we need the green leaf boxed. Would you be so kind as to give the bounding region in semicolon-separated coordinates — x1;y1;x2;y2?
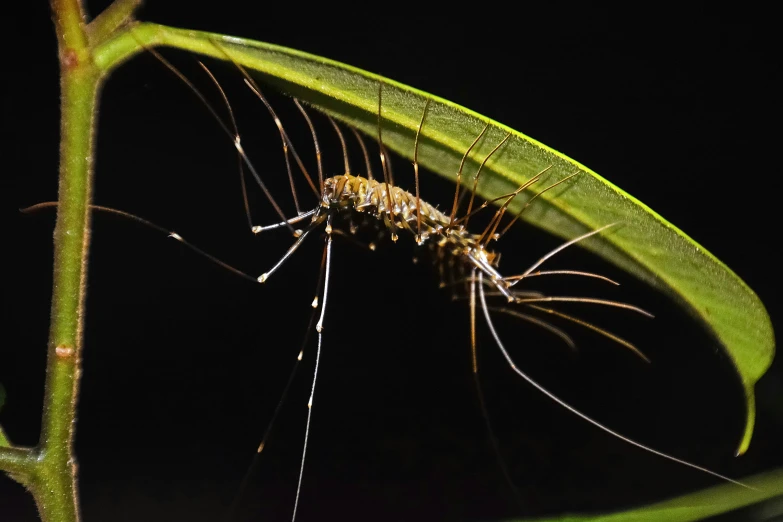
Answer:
99;22;774;454
517;468;783;521
0;383;8;447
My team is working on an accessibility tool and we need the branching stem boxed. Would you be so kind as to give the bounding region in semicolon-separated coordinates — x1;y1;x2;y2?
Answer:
0;0;107;520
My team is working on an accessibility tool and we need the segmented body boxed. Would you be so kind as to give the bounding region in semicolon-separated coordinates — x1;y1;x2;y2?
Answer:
322;174;512;298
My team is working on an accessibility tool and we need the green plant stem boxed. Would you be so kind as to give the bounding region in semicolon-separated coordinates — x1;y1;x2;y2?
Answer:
1;1;143;519
0;1;132;518
18;1;102;521
0;446;35;479
86;0;144;46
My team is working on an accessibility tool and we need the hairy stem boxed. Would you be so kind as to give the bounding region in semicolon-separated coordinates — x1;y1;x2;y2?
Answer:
0;1;149;519
2;1;102;521
86;0;144;45
30;2;101;521
0;446;35;480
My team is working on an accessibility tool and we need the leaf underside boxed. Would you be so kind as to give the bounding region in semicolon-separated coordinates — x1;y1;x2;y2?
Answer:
120;22;774;455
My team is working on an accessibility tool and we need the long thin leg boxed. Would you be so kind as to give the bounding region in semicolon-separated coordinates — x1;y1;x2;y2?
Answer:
412;99;431;244
443;280;544;300
258;214;327;283
524;304;649;362
350;127;375;181
222;246;328;522
486;306;577;352
292;216;334;521
377;83;398;241
450;123;490;227
381;144;396;187
327;115;351;175
241;79;301;214
240;78;320;200
293;99;324;196
496;171;580;241
512;296;654;318
204;36;322;201
252;209;317;234
503;270;619;286
451;180;543;230
477;171;550;246
194;62;254;232
130;35;299;235
23;203;262;284
469;271;526;511
511;223;618;284
463;133;512;229
477;273;752;489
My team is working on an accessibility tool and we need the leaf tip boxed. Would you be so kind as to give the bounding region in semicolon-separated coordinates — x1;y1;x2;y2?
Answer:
735;387;756;457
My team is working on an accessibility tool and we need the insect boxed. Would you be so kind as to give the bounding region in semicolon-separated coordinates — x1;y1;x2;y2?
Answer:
12;34;752;520
47;37;745;521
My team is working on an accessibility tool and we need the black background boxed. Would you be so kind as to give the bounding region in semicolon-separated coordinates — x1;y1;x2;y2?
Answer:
2;3;782;522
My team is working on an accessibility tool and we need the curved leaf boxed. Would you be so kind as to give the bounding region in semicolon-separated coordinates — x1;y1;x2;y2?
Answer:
97;22;774;454
519;467;783;522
